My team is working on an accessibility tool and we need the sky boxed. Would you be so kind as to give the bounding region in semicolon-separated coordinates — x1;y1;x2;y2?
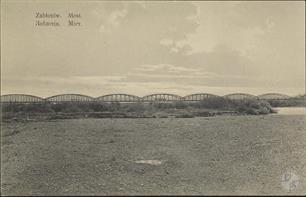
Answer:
1;0;305;97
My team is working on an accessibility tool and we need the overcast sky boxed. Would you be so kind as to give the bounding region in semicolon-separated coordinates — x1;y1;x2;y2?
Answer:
1;0;305;97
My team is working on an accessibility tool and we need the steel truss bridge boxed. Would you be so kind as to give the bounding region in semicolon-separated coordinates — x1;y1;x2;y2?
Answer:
1;93;305;104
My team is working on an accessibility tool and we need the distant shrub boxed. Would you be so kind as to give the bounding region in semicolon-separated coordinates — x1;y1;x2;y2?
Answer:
124;103;146;112
89;103;109;112
1;103;54;113
50;103;81;113
176;112;195;118
173;101;188;109
62;105;82;113
231;99;274;115
190;97;229;109
152;111;169;118
152;102;174;109
267;99;306;107
1;97;277;116
108;102;121;112
28;103;54;113
245;108;258;115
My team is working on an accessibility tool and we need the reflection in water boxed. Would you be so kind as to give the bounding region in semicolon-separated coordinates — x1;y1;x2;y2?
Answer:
273;107;306;115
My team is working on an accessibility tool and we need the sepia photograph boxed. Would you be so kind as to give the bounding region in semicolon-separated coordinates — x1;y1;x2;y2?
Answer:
1;0;305;195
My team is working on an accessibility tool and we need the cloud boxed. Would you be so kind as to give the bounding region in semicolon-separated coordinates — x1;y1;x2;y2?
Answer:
116;63;257;88
99;7;128;33
133;64;202;75
2;1;304;96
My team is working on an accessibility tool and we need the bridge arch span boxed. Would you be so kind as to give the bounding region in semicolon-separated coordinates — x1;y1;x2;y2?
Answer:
0;94;44;103
45;94;94;102
223;93;258;100
142;93;182;102
95;94;141;102
183;93;221;101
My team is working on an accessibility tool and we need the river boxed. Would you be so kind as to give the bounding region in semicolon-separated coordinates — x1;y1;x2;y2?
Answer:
273;107;306;115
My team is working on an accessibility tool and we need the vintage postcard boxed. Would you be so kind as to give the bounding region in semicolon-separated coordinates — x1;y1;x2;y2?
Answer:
1;0;305;195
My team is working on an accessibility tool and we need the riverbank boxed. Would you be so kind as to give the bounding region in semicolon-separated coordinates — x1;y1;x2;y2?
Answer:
1;109;240;122
1;99;277;121
2;115;305;195
273;107;306;115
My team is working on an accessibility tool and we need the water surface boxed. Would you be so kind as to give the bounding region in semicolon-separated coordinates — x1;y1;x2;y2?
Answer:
274;107;306;115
